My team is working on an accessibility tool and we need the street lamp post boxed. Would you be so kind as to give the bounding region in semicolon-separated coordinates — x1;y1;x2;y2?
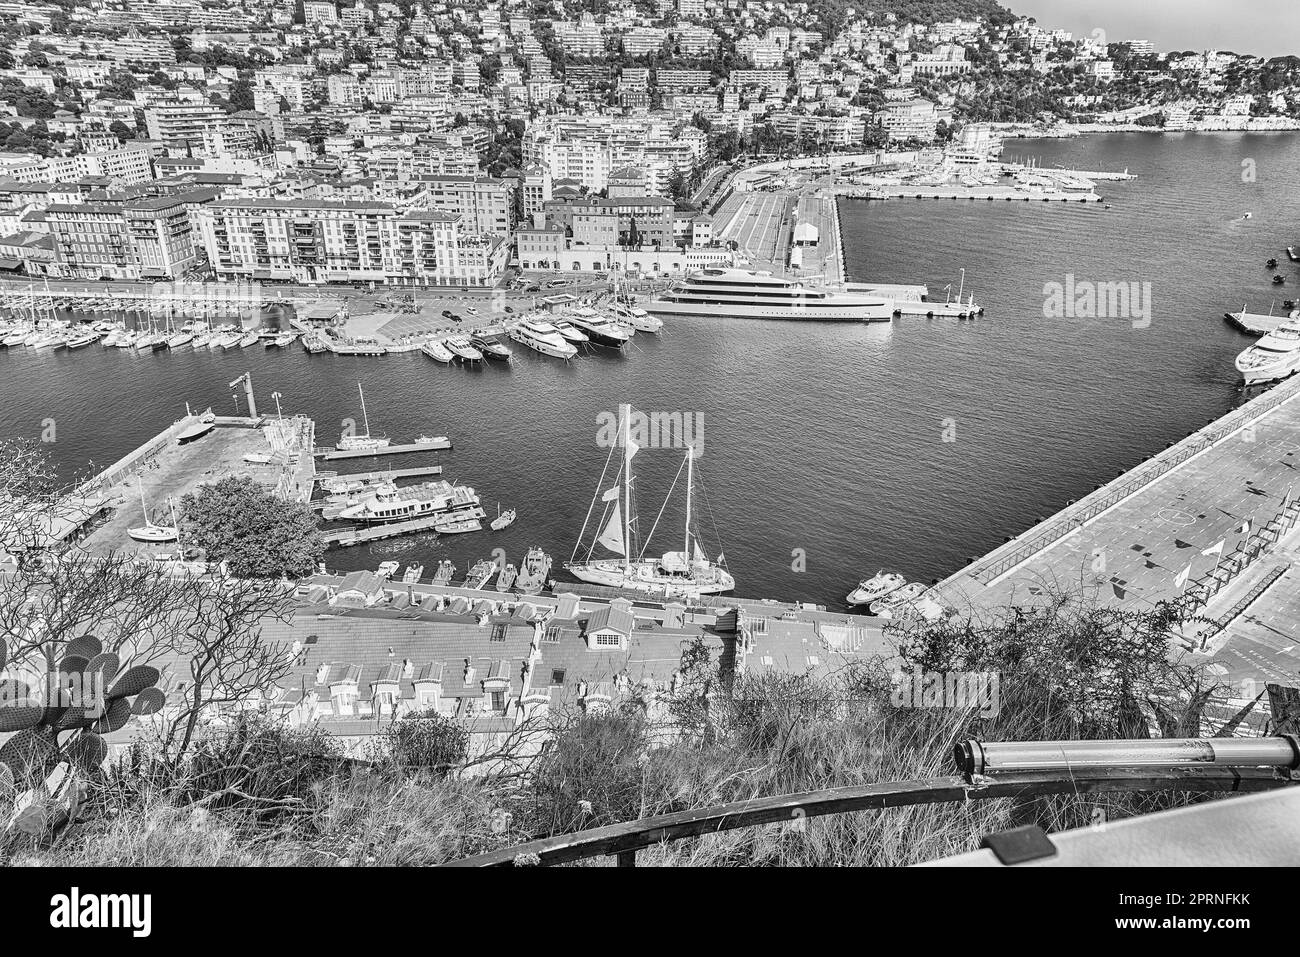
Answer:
271;391;283;419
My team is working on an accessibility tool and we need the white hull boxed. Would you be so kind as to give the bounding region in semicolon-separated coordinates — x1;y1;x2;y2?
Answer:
508;328;578;358
647;298;894;322
565;560;734;596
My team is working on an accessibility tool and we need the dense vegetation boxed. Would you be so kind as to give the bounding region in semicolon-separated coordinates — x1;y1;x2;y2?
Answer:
179;476;324;580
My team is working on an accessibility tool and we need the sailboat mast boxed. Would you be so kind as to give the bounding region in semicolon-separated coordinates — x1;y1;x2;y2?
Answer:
684;446;693;557
621;403;632;569
358;383;371;437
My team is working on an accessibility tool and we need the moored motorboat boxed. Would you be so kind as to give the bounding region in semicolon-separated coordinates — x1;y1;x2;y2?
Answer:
564;308;632;347
552;320;589;344
421;339;455;363
868;582;927;617
471;334;513;360
490;505;516;531
1235;320;1300;386
507;318;578;359
445;335;483;362
847;570;906;606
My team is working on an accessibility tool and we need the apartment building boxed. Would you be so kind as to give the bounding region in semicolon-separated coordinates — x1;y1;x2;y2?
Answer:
46;189;218;280
417;175;514;236
197;198;506;286
144;103;230;155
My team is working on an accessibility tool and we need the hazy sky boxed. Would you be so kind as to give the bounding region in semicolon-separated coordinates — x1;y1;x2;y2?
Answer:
1010;0;1300;59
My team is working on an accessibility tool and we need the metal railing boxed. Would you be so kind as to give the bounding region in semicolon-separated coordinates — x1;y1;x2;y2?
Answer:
442;735;1299;867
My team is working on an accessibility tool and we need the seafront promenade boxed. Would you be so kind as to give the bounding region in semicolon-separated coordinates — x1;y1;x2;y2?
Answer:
934;371;1300;687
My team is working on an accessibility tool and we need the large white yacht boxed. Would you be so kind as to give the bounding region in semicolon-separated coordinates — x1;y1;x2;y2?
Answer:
508;317;579;359
1235;320;1300;386
337;480;484;524
647;268;895;322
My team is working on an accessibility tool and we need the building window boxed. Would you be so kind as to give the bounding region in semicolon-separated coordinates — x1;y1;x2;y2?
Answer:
490;623;508;642
491;690;506;712
550;668;566;684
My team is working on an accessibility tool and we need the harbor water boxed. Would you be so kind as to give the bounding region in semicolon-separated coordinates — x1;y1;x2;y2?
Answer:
4;132;1300;605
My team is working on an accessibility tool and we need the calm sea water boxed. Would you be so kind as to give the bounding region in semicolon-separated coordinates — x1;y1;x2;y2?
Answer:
4;133;1299;604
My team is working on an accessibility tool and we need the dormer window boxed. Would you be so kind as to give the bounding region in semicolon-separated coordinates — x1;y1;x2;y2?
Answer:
490;623;507;642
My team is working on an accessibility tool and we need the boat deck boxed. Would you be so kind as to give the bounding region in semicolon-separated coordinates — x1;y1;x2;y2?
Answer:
315;438;452;460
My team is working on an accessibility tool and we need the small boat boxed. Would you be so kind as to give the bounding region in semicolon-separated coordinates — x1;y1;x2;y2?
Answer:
176;413;216;445
243;452;273;464
1;329;31;347
191;332;214;348
303;334;327;353
515;546;552;595
565;308;632;347
553;320;589;344
1288;246;1300;263
127;524;178;543
1274;275;1286;285
435;517;482;534
218;331;243;349
494;562;518;591
846;570;906;606
414;434;448;445
267;332;296;347
112;330;139;349
490;505;516;531
609;302;663;333
421;339;455;363
433;559;456;584
462;559;495;588
1267;258;1279;269
29;333;65;351
64;331;99;349
238;332;260;348
168;331;194;348
471;335;513;360
402;563;424;583
376;560;400;578
868;582;927;617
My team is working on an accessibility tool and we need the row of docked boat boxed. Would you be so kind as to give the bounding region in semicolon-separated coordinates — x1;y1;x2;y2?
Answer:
371;548;553;596
846;570;943;620
504;303;663;360
1;318;298;353
420;333;513;364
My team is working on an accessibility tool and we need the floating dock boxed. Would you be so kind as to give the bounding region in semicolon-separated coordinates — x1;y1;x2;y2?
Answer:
1225;309;1296;336
314;465;444;484
322;516;444;547
314;439;452;460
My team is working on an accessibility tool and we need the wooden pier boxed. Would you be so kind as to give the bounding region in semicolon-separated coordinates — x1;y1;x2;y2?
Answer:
1225;309;1296;336
315;465;444;484
314;438;452;460
322;515;445;547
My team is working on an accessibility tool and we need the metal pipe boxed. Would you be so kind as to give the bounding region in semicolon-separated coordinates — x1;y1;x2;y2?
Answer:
956;736;1300;777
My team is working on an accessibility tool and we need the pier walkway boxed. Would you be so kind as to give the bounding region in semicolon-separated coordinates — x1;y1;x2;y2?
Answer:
934;372;1300;686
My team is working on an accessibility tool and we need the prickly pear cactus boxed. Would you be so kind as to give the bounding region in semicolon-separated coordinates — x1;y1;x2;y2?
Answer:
0;634;166;848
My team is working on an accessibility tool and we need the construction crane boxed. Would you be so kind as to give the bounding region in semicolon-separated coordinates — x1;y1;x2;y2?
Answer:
228;372;258;419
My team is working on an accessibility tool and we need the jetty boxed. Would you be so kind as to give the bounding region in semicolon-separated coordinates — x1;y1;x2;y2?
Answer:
314;438;452;460
321;515;444;547
314;465;443;483
1225;308;1296;336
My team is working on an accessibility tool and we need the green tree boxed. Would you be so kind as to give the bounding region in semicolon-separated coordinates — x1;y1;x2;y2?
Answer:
179;476;323;579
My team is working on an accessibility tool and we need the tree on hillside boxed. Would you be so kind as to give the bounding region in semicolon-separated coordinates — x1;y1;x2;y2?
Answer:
179;477;323;580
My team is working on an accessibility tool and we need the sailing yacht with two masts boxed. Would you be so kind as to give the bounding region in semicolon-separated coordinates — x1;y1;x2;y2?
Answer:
565;404;734;598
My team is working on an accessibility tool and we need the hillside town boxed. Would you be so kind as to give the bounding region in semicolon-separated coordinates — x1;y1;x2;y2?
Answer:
0;0;1298;284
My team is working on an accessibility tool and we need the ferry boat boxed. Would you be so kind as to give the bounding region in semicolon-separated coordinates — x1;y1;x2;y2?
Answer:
336;384;390;452
648;268;895;322
508;318;578;359
565;308;632;347
1235;320;1300;386
846;570;905;606
336;480;482;524
565;403;734;599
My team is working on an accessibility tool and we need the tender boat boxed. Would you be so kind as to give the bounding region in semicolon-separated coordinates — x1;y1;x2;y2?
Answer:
421;339;455;363
1235;320;1300;386
846;570;906;606
433;560;456;584
564;308;632;347
508;318;578;359
402;563;425;583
